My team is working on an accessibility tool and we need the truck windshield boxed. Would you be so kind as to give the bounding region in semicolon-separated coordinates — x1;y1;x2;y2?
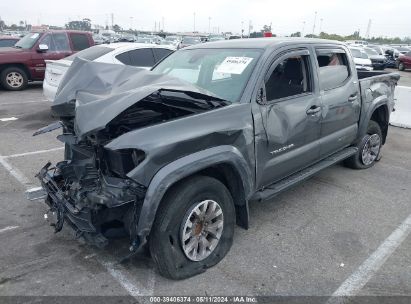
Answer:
14;32;42;49
152;48;262;102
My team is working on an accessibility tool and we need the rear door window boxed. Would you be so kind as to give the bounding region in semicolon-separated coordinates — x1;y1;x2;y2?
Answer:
316;49;350;90
69;33;90;51
115;52;133;65
153;48;173;62
128;48;156;67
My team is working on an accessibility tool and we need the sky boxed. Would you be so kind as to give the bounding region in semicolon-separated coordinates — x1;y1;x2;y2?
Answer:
1;0;410;38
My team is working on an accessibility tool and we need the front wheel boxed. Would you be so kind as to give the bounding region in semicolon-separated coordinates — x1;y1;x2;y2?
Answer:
0;67;28;91
149;175;235;280
398;62;405;71
344;120;382;169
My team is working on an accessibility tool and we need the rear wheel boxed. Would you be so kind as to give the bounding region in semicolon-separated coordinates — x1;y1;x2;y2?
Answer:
149;175;235;280
344;120;382;169
0;67;28;91
398;62;405;71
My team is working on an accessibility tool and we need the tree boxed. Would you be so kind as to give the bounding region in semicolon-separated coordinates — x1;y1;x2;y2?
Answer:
262;24;272;32
65;18;91;31
113;24;122;32
290;31;301;37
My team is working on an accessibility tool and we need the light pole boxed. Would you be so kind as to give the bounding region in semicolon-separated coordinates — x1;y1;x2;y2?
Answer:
248;20;252;37
129;17;133;30
193;12;196;32
302;21;305;37
241;21;244;38
312;11;317;35
319;18;323;35
208;17;211;34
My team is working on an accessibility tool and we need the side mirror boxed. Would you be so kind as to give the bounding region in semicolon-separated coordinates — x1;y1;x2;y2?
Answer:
38;44;49;52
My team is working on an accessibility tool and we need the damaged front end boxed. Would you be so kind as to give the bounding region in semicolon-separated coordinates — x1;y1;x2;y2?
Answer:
35;131;147;248
29;58;230;250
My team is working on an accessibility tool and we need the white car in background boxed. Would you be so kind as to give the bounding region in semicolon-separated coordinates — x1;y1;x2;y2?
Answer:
43;43;174;102
349;47;373;71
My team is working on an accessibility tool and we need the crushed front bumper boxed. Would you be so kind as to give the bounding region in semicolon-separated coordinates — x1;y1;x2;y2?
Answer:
30;162;108;247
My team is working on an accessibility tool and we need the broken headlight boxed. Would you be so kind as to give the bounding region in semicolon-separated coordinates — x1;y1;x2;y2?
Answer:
104;148;145;177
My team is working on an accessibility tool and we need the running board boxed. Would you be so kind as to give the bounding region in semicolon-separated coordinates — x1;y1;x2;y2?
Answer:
251;147;358;202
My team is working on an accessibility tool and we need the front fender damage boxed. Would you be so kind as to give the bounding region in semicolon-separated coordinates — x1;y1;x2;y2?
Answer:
31;58;236;252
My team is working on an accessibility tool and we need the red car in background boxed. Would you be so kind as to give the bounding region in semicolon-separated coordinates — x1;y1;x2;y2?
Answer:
397;51;411;71
0;36;20;47
0;30;94;90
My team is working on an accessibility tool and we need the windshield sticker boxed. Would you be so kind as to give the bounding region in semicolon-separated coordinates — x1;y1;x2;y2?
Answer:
216;57;253;74
30;33;40;39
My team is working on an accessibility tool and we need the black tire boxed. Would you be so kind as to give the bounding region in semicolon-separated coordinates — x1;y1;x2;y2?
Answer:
398;62;405;71
149;175;235;280
0;66;28;91
344;120;383;169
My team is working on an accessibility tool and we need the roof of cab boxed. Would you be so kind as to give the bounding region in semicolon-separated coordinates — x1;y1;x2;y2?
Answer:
184;37;346;50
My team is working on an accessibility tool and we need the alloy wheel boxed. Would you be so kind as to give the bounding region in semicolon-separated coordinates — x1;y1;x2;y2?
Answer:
6;72;24;88
180;199;224;262
361;134;381;166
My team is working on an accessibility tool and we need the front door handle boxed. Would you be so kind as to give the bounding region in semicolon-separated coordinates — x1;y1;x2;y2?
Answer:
306;106;321;115
348;94;358;102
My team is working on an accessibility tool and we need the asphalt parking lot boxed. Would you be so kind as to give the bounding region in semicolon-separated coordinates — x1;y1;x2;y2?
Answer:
0;70;410;302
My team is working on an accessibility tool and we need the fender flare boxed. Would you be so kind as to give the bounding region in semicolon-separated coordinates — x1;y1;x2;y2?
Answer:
358;97;389;140
135;145;253;245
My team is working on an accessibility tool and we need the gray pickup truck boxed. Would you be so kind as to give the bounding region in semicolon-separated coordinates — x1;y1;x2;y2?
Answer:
29;38;399;280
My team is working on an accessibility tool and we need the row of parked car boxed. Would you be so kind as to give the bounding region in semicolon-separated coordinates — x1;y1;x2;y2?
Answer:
0;29;231;92
0;30;178;92
1;30;410;92
92;32;226;49
346;41;411;72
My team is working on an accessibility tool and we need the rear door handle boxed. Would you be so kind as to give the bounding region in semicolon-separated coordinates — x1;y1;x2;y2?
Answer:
348;94;358;102
306;106;321;115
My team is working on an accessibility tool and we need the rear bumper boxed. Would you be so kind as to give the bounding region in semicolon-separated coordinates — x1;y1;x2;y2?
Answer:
371;62;386;69
42;80;58;102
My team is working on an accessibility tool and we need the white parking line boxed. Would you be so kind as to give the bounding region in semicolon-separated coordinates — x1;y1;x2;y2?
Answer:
329;213;411;301
0;226;19;234
0;100;48;106
0;149;154;297
0;155;34;187
0;117;18;122
4;147;64;159
98;258;155;296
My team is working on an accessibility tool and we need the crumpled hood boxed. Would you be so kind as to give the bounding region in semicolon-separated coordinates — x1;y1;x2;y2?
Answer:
52;57;225;138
